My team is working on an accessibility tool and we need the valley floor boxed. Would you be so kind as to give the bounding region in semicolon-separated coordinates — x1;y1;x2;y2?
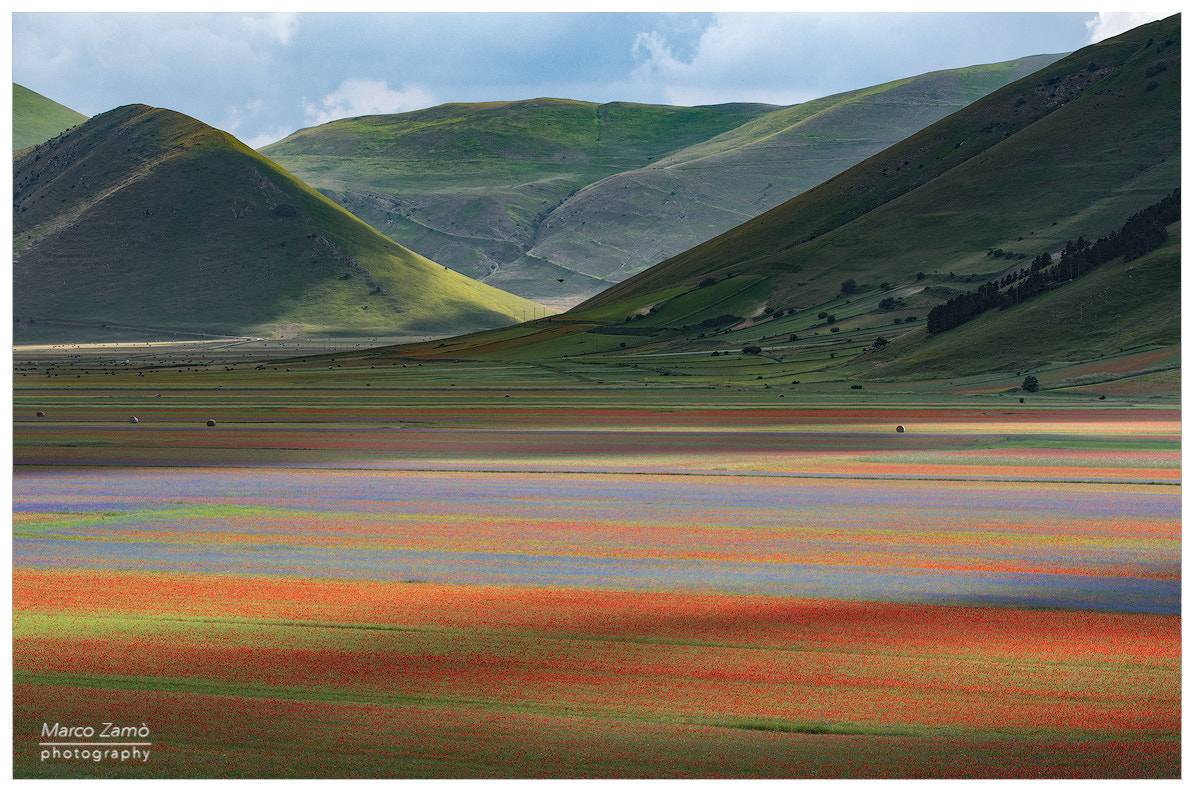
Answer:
11;361;1180;778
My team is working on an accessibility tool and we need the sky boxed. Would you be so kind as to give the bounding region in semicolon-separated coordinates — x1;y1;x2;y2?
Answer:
10;9;1178;149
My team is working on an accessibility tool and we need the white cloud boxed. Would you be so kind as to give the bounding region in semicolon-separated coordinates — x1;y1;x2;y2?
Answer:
304;79;436;126
630;14;878;107
1085;12;1172;44
631;31;676;79
226;98;264;129
13;13;298;117
630;12;1172;109
242;12;298;46
244;127;299;150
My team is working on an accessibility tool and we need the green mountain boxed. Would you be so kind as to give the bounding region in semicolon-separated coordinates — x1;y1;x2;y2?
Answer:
13;83;88;150
262;56;1061;308
13;104;543;342
381;15;1179;389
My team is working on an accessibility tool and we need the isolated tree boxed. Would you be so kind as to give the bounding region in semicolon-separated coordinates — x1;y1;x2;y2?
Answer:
840;279;857;295
1022;375;1040;393
742;345;763;355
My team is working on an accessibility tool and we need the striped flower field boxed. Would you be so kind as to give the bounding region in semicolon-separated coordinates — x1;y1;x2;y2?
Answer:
11;387;1181;778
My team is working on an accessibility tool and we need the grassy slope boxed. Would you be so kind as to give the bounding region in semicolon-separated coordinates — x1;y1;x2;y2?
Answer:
12;83;88;150
557;17;1179;369
264;99;772;189
580;18;1180;314
859;225;1180;380
13;105;542;341
527;56;1063;284
373;16;1177;393
263;99;772;306
262;60;1059;305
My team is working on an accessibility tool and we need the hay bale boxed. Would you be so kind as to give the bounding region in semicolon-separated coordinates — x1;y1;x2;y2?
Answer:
206;419;216;427
896;425;905;433
35;410;45;418
129;416;139;424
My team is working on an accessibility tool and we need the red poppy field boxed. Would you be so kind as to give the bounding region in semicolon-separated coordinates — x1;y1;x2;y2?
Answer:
11;373;1181;778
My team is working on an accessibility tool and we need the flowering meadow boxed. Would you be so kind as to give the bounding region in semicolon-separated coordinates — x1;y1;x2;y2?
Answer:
12;373;1180;777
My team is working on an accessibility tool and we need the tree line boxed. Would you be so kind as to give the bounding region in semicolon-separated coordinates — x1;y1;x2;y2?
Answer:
926;188;1179;335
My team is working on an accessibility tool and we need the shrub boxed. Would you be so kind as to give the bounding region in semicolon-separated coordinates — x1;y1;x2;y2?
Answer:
742;345;763;355
699;314;741;329
1022;375;1040;393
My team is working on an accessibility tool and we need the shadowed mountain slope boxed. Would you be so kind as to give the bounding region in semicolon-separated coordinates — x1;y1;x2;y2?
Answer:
575;16;1179;314
372;15;1177;388
13;105;543;341
262;56;1061;308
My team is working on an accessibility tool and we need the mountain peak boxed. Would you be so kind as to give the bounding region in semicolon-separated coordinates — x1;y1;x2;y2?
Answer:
14;104;541;341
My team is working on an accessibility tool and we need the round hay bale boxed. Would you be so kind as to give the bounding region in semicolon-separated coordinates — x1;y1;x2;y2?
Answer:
129;416;139;424
206;419;216;427
35;410;45;418
896;425;905;433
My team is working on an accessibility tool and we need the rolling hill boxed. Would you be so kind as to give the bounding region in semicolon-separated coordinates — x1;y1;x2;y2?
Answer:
368;14;1178;391
13;104;543;342
261;55;1062;308
13;83;88;150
